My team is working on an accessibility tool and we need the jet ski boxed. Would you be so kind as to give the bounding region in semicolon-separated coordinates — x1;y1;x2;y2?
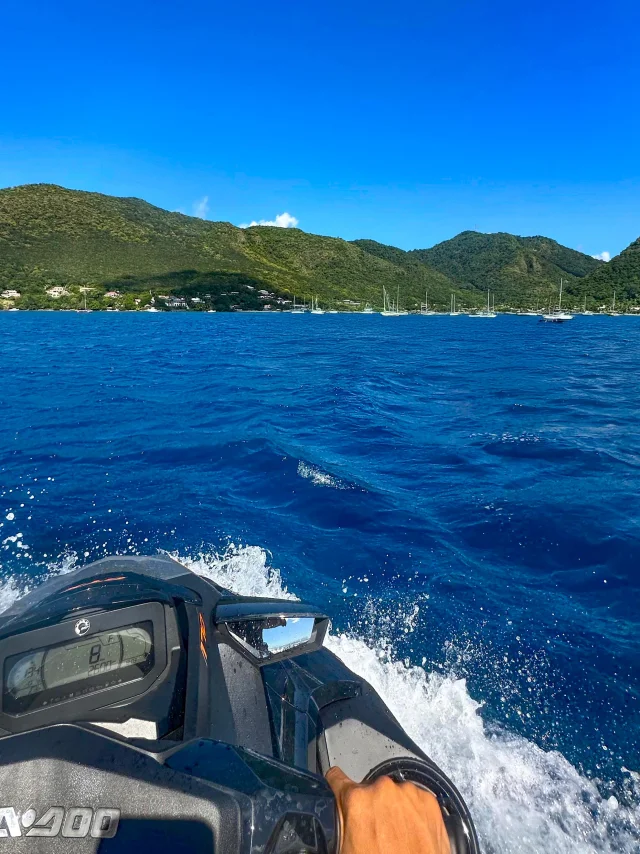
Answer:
0;554;480;853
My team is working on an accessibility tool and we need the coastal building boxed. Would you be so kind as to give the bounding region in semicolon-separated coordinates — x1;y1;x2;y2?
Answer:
105;290;121;298
46;286;69;298
1;290;21;299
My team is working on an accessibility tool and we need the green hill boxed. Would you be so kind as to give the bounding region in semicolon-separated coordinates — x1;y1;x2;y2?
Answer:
0;184;633;312
579;237;640;302
409;231;603;307
0;184;463;311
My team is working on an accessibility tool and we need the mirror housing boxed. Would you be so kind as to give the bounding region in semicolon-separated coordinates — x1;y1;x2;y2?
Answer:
215;599;329;665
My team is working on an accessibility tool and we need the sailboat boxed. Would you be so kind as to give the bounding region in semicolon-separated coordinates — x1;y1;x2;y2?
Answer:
290;295;306;314
542;279;573;322
582;296;595;316
449;294;462;316
517;302;540;316
76;292;91;313
420;291;436;315
469;289;497;318
310;296;324;314
381;286;408;316
609;291;620;316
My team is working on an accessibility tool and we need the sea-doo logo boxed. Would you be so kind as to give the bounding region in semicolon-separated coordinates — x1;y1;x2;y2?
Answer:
0;807;119;839
74;618;91;636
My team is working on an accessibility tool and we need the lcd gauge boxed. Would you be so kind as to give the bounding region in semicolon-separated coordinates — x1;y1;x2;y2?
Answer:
3;622;154;715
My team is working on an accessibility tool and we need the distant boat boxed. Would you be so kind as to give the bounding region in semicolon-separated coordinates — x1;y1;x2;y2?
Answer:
363;303;375;314
310;296;324;314
609;291;620;316
290;296;306;314
76;292;91;313
381;286;408;316
518;300;541;316
469;289;497;318
449;294;462;316
420;291;436;315
327;309;339;314
542;279;573;322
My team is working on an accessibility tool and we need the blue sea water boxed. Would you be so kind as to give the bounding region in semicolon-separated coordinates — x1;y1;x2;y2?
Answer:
0;311;639;852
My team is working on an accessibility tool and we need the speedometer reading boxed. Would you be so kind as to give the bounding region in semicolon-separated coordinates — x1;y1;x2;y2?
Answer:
3;623;154;714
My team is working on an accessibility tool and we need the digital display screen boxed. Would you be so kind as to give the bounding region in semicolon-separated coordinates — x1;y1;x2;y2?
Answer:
3;622;154;715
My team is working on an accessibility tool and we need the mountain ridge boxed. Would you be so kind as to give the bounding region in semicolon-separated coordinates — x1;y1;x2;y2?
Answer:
354;230;606;305
0;183;635;311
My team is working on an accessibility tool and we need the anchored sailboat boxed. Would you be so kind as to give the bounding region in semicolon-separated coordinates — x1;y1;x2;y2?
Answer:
469;289;497;318
381;285;408;316
609;291;620;316
76;291;91;313
542;279;573;322
420;291;436;315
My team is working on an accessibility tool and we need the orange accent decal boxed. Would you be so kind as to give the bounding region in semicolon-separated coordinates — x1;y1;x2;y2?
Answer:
199;613;208;664
64;575;127;592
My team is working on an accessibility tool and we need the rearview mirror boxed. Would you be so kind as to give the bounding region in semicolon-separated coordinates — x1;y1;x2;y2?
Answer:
215;600;328;665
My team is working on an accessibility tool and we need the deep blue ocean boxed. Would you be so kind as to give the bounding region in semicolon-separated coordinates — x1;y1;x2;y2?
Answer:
0;312;638;852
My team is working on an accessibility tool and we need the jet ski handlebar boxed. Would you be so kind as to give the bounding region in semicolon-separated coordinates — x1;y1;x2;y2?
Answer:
0;555;480;853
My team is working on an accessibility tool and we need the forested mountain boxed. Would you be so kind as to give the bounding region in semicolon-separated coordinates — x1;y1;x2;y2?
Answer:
354;231;610;307
579;236;640;301
0;184;461;311
0;183;634;311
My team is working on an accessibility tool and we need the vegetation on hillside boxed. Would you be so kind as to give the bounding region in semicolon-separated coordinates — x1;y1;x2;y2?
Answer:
0;184;474;311
410;231;604;306
579;237;640;301
354;231;619;310
0;184;637;312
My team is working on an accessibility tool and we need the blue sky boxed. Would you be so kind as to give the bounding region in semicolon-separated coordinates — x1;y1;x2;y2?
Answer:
1;0;638;257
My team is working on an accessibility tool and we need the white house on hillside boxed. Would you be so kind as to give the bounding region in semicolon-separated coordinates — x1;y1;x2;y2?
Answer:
46;287;69;298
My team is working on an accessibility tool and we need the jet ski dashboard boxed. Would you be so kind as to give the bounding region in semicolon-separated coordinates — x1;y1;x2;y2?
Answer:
0;554;479;853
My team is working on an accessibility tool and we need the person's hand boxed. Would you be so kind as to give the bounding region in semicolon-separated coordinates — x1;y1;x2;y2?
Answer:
326;766;451;854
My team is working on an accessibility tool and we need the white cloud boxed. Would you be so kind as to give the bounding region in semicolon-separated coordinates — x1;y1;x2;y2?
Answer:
592;251;611;262
193;196;210;219
239;212;299;229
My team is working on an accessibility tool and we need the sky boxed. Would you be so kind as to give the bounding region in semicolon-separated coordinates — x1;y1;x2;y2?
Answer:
1;0;639;257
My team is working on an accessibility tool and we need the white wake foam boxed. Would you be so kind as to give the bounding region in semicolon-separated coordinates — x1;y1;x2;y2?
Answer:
0;544;638;853
297;461;350;489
